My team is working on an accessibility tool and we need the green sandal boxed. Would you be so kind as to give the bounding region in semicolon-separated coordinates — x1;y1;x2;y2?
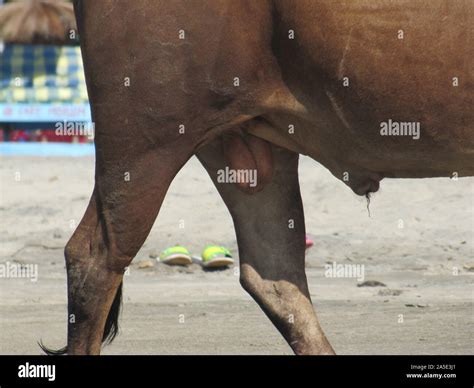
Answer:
201;245;234;268
159;245;192;266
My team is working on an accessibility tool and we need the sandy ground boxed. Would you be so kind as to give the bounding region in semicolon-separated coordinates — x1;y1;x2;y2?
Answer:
0;154;473;355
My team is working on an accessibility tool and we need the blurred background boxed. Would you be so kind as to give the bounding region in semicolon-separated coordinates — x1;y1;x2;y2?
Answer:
0;0;93;156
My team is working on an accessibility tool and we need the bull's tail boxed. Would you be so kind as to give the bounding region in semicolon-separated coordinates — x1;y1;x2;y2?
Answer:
102;282;123;345
39;282;123;355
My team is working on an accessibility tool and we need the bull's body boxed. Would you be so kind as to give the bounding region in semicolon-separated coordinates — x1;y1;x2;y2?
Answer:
54;0;472;354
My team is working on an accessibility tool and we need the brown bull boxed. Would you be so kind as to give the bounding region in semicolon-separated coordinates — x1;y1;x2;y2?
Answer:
42;0;473;355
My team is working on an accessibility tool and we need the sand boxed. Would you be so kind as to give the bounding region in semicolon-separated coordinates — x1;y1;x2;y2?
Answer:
0;154;472;354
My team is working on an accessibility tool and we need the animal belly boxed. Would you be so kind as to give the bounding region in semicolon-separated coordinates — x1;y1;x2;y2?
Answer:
269;0;474;179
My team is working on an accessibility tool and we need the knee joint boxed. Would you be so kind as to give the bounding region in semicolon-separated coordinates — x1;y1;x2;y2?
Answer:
65;232;132;274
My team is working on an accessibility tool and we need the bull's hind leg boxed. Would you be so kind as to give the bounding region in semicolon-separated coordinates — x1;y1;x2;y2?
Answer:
198;137;335;355
62;148;191;355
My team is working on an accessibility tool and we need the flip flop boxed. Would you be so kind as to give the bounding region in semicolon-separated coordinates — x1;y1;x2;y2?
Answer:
201;245;234;268
158;245;193;266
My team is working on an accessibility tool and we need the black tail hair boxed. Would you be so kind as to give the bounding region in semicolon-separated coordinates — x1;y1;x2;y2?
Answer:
102;282;123;345
39;282;123;355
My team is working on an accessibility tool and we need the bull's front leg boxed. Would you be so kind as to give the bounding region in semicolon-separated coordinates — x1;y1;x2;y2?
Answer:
198;134;335;355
